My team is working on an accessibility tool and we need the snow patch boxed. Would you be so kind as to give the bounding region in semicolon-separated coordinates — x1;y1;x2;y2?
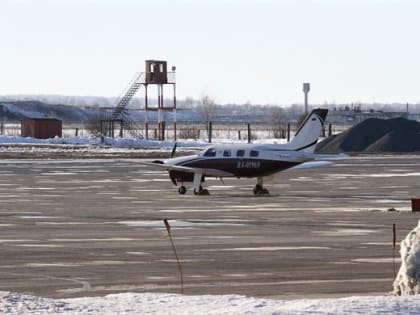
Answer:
394;220;420;295
2;291;420;314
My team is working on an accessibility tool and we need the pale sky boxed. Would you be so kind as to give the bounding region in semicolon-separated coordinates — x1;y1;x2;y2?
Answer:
0;0;419;105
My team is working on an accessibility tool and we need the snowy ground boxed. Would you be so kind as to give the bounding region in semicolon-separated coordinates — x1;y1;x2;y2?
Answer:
2;291;420;314
0;136;418;314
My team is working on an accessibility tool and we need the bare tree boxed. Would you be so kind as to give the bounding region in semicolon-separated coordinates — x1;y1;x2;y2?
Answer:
85;105;106;136
199;94;217;125
270;107;287;138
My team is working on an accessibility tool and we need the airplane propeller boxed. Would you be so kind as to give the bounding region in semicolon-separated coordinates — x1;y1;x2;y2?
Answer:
169;142;178;186
170;142;178;158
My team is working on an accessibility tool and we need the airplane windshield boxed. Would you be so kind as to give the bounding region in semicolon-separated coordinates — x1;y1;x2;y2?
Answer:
203;148;217;157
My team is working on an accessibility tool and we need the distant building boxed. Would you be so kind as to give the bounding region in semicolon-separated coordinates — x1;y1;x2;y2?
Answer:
21;118;62;139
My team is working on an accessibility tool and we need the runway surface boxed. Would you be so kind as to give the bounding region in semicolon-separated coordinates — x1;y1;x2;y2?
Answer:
0;155;419;299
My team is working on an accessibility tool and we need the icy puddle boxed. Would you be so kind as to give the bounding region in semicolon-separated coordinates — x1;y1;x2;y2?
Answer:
118;219;247;229
14;244;63;248
352;258;401;263
198;246;330;252
49;237;139;242
19;216;62;219
25;261;144;268
314;228;378;236
126;251;152;256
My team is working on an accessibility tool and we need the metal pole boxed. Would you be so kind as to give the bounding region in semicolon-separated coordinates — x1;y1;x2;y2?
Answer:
145;84;149;140
163;219;184;294
208;121;212;143
247;123;251;143
393;223;397;278
287;123;291;142
173;83;177;141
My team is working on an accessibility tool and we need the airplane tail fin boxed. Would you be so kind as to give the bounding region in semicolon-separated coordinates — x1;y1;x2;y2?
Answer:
288;108;328;153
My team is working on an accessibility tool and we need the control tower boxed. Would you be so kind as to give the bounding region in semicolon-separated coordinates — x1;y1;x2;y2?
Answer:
144;60;176;140
108;59;176;141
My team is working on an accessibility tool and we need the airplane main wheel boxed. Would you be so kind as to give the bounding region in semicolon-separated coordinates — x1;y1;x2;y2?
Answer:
194;188;210;195
253;185;269;195
260;188;270;195
253;184;263;195
178;186;187;195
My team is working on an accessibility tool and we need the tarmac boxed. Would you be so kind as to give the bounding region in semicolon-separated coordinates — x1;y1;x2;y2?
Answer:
0;155;419;299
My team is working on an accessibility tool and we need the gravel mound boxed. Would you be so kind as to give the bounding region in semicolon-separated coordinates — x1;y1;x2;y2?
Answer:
316;117;420;153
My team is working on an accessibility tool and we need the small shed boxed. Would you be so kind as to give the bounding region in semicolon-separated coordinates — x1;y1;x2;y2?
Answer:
21;118;62;139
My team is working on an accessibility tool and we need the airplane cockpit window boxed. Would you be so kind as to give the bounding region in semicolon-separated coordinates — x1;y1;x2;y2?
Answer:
250;150;259;157
203;148;217;157
223;150;231;157
236;150;245;157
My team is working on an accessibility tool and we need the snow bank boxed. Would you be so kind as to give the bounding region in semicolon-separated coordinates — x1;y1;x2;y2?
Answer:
0;135;286;148
1;291;420;315
0;135;208;149
394;220;420;295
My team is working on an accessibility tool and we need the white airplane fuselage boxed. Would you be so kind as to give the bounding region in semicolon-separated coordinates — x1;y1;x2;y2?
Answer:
165;144;313;182
147;108;329;195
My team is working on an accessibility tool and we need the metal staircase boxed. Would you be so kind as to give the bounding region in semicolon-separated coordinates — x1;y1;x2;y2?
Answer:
111;72;145;138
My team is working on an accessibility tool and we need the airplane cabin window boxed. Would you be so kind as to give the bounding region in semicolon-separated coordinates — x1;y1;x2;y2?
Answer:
236;150;245;157
223;150;231;157
203;148;217;157
250;150;259;157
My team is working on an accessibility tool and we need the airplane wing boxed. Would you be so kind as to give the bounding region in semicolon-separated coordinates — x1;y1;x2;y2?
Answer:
139;161;234;177
286;160;333;171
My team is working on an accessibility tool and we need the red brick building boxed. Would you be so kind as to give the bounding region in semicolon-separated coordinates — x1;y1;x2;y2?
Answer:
21;118;62;139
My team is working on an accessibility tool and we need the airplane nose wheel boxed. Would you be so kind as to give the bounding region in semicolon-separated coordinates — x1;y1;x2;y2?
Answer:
178;186;187;195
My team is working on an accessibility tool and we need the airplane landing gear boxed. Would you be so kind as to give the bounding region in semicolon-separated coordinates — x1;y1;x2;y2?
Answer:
194;185;209;195
253;185;269;195
192;173;209;195
178;185;187;195
253;177;269;195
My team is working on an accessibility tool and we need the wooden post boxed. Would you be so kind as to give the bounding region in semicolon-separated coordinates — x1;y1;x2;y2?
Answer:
247;123;251;143
328;123;332;136
75;128;79;137
287;123;291;142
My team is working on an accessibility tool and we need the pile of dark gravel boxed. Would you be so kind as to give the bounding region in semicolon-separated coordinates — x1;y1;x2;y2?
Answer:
316;117;420;153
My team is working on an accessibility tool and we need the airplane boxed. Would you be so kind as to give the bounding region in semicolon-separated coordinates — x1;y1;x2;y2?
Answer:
145;108;329;195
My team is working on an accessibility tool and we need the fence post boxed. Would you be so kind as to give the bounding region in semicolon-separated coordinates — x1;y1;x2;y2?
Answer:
208;121;212;143
161;121;166;141
247;123;251;143
287;123;291;142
